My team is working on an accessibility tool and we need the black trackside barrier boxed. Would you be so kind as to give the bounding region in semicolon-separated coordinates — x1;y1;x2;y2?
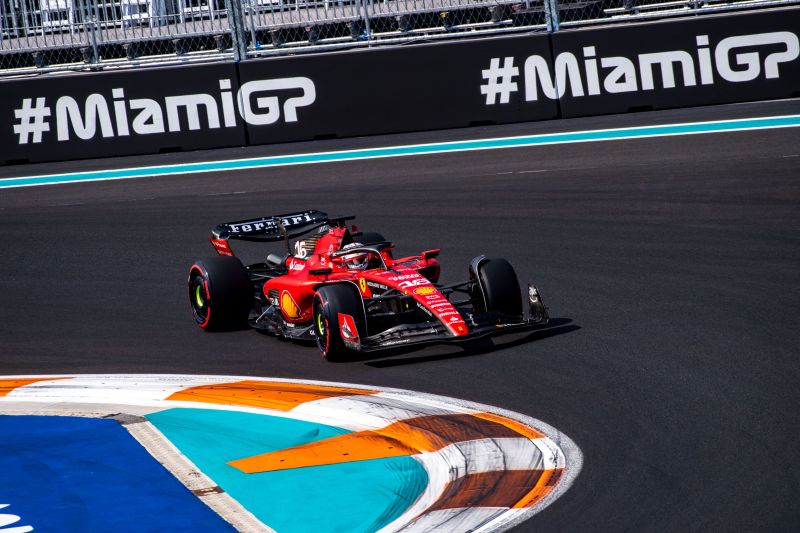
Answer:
549;8;800;118
0;62;246;165
1;8;798;166
235;33;558;146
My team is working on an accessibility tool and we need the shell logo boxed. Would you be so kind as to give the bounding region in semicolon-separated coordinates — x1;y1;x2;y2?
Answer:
413;286;436;295
281;291;302;319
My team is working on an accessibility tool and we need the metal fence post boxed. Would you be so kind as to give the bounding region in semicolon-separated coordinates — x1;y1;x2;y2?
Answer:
545;0;560;32
89;20;99;64
228;0;248;61
359;0;372;43
76;0;99;64
246;0;258;51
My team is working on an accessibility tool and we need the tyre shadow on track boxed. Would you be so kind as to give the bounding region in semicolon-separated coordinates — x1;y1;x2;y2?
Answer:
355;318;579;368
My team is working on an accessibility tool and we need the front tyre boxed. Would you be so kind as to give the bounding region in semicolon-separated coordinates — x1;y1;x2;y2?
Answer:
313;284;366;361
188;256;253;330
477;258;523;318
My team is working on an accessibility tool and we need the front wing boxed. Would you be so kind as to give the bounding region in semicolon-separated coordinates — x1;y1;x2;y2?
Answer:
360;316;548;352
360;285;549;352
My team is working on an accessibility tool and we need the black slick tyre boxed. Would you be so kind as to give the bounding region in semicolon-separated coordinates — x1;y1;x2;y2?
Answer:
313;284;366;361
478;258;523;317
188;256;253;330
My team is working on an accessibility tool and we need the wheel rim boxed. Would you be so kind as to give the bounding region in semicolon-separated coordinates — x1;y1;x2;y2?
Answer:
194;285;205;308
189;274;209;325
314;301;329;356
317;312;325;337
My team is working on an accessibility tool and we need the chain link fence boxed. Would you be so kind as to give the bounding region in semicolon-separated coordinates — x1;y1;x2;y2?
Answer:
1;0;796;74
553;0;795;27
1;0;235;71
240;0;550;57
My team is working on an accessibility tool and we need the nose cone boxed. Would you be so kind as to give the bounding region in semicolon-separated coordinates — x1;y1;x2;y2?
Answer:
400;284;469;337
367;270;470;336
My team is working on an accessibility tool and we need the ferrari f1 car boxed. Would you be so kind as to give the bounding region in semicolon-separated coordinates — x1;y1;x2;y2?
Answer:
188;210;549;360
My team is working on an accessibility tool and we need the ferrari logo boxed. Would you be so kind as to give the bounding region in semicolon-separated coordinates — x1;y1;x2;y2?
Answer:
359;278;368;294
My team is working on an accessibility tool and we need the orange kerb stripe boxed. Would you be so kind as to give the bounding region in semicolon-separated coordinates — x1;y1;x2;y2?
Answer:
230;412;536;474
418;468;563;510
166;380;376;411
426;470;547;510
0;377;69;397
513;468;564;508
229;421;433;473
473;411;545;440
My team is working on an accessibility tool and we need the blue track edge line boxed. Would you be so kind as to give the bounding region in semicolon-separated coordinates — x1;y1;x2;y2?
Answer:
3;115;799;189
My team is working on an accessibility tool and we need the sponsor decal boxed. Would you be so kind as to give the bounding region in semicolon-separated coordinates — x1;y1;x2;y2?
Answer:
382;339;410;346
288;258;305;271
398;278;430;290
13;77;316;145
387;273;421;282
280;291;302;319
528;286;539;300
413;286;436;295
210;238;233;257
228;212;315;234
480;31;799;105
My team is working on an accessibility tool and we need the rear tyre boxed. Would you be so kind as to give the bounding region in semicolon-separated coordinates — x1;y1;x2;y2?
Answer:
313;284;366;361
188;256;253;330
477;258;523;317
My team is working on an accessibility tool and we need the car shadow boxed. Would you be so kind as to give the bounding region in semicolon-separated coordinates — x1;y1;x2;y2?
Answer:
204;323;252;333
347;317;579;368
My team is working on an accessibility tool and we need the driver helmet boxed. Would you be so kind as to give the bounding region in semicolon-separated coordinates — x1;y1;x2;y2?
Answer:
342;251;370;270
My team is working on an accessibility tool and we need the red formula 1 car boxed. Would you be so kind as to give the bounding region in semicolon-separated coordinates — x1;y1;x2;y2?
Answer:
188;210;549;360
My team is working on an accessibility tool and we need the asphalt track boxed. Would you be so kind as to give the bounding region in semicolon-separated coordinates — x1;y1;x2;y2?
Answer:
2;98;800;532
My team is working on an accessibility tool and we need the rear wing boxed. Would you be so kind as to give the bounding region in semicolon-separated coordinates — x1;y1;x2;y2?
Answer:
210;210;354;255
212;210;337;242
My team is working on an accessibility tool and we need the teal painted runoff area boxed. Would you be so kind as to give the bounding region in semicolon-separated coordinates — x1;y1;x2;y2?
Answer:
146;408;428;533
2;114;799;189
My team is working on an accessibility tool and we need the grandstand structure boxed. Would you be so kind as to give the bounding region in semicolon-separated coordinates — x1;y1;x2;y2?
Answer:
0;0;795;74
